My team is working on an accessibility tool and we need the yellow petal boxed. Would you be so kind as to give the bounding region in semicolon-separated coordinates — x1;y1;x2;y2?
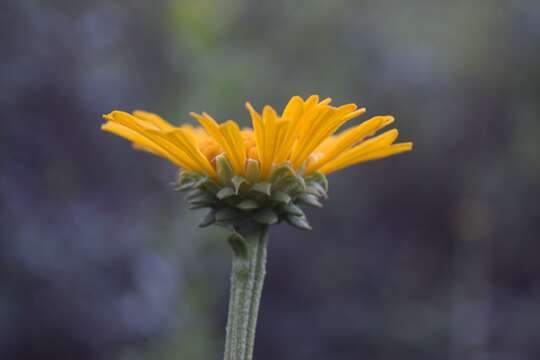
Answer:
246;102;265;169
191;112;246;175
260;106;279;178
219;120;246;175
291;104;364;168
102;122;178;163
132;110;176;131
306;115;393;173
319;129;402;174
102;112;199;170
102;96;412;180
282;96;303;119
139;128;205;174
320;142;413;174
166;128;217;177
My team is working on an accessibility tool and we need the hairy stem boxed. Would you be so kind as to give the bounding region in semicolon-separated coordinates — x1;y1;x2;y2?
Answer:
223;226;268;360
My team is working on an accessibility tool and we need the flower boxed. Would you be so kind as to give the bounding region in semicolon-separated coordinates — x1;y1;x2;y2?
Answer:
101;95;414;360
101;95;412;230
102;95;412;177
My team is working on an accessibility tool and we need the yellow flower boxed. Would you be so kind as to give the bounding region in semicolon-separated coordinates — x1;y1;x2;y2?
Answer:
101;95;412;181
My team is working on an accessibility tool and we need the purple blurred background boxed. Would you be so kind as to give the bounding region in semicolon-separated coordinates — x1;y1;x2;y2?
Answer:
2;0;540;359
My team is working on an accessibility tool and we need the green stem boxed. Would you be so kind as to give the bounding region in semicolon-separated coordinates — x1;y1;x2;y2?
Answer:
223;225;268;360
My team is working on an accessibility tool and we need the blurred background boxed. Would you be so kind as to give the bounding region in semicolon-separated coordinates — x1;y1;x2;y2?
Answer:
1;0;540;359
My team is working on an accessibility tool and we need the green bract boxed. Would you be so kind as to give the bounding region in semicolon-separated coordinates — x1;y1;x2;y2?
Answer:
174;154;329;232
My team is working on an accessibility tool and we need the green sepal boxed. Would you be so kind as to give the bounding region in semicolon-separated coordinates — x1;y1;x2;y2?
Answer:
271;191;291;205
250;181;272;196
227;231;248;259
245;159;260;184
305;183;327;198
177;170;200;182
193;177;219;193
186;189;216;209
173;171;200;191
296;193;322;208
216;154;234;185
252;208;279;225
236;199;259;210
186;188;213;202
176;165;329;232
285;214;312;230
217;187;236;200
215;207;239;221
279;175;306;195
198;210;215;227
306;172;328;192
214;221;235;232
175;170;191;184
281;202;305;217
231;176;246;194
174;181;195;192
274;171;295;190
269;163;294;183
187;200;215;208
294;175;306;191
188;203;212;210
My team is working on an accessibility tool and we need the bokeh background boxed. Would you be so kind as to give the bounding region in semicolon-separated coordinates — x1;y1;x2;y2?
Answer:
2;0;540;359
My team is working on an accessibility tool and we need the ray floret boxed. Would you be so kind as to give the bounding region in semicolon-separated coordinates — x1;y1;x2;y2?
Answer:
101;95;412;230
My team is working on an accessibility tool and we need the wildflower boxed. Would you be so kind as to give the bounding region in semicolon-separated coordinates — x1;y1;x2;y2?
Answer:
101;95;412;360
102;95;412;230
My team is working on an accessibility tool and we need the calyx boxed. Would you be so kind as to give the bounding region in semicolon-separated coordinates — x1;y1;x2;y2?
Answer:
174;155;329;232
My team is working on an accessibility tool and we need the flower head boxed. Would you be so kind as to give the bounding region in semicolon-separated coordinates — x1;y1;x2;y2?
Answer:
102;95;412;230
